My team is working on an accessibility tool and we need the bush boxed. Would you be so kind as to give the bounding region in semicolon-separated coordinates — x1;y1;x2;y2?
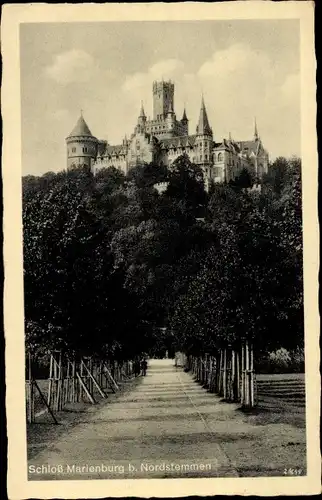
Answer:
255;347;304;374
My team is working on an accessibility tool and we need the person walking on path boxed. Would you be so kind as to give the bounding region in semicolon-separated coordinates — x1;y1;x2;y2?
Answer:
140;358;148;376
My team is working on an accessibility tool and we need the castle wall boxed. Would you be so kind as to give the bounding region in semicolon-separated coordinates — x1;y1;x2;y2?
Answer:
93;155;127;175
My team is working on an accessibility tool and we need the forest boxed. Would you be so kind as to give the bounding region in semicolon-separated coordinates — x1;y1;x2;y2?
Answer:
23;155;303;373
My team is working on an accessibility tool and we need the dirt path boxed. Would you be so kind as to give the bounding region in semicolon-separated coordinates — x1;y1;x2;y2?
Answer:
27;359;306;480
27;359;238;479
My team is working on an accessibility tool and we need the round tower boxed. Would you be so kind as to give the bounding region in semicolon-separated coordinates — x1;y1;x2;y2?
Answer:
66;113;98;170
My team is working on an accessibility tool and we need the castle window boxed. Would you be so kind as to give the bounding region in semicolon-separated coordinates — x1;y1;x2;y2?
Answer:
218;152;223;162
72;147;76;153
83;147;88;153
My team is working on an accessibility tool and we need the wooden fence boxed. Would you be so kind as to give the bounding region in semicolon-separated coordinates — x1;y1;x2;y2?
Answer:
183;340;256;408
26;351;139;423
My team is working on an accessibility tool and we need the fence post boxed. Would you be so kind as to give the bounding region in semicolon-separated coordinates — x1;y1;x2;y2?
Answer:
223;349;227;399
47;353;53;407
236;349;240;402
241;342;245;405
250;343;255;407
245;340;250;407
231;350;235;401
27;353;35;423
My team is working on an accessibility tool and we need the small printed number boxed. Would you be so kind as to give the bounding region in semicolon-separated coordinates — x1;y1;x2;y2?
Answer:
283;468;303;476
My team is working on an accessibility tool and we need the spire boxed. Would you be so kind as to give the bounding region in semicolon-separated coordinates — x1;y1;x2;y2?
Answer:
229;131;232;141
254;117;259;141
196;95;212;136
181;107;188;123
139;101;146;118
68;113;93;138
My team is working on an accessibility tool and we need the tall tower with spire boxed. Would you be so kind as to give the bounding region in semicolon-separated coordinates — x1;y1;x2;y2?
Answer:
196;95;213;137
66;112;98;170
195;96;213;187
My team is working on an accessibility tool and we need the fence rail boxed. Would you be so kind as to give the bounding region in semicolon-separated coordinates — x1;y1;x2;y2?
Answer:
179;340;256;408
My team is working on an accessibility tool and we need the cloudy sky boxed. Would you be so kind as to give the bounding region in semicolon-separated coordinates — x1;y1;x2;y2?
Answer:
20;20;300;175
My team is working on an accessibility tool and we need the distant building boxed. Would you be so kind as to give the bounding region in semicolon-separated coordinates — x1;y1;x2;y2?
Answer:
66;80;269;189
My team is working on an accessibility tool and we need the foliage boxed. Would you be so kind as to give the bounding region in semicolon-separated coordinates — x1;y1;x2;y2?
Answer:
23;155;304;361
255;347;305;374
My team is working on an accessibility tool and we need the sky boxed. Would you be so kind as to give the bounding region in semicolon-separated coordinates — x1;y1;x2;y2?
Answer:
20;20;300;175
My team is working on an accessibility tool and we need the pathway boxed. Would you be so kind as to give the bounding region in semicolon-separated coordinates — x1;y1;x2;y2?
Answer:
28;359;238;480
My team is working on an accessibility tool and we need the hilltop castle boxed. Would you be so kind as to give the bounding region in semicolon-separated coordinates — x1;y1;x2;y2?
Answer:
66;80;269;187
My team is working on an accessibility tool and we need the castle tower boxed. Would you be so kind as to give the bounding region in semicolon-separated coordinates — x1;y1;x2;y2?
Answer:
66;112;98;170
153;80;175;120
165;97;176;133
196;96;213;188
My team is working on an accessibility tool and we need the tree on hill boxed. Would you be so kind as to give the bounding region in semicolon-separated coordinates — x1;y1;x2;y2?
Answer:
166;155;206;217
127;162;168;188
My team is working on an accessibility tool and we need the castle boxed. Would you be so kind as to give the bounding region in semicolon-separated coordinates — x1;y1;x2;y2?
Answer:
66;80;269;188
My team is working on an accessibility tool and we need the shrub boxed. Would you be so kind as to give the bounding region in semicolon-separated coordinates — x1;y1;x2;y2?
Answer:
255;347;304;374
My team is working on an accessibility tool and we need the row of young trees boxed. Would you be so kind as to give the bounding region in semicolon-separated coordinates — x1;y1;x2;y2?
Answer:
23;156;303;371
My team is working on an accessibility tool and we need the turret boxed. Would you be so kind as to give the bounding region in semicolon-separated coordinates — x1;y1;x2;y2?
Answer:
195;96;213;189
165;98;176;132
66;112;98;170
136;101;146;134
181;107;189;134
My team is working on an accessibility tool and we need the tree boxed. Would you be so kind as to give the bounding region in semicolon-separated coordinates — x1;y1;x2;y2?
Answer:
263;156;296;195
127;162;168;188
166;154;207;218
230;168;253;189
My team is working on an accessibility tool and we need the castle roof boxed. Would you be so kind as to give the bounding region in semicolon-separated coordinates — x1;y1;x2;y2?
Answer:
214;138;267;157
139;101;146;118
97;140;108;156
196;96;212;136
237;140;260;155
159;135;197;149
181;108;188;122
105;145;127;156
68;114;94;138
